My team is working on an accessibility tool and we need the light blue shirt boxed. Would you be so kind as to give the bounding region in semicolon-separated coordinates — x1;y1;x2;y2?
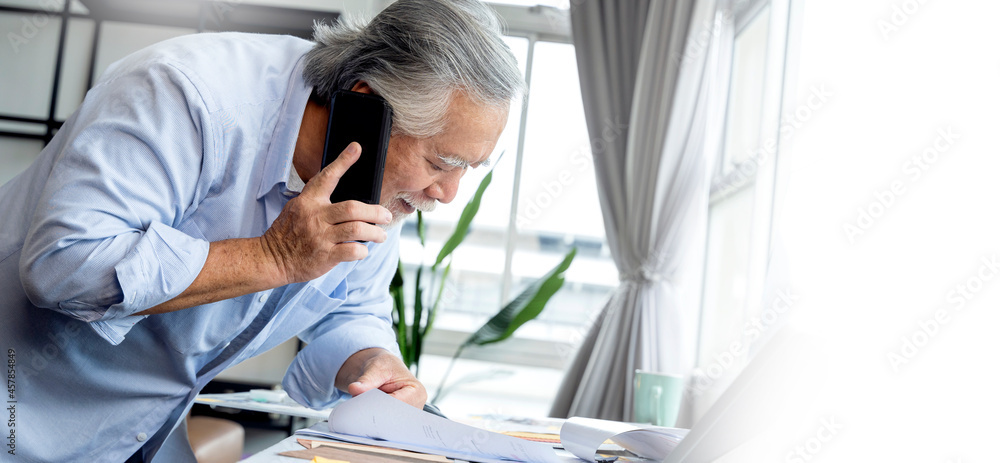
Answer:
0;32;401;462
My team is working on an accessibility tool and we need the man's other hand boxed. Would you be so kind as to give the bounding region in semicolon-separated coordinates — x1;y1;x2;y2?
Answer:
260;142;393;285
338;348;427;409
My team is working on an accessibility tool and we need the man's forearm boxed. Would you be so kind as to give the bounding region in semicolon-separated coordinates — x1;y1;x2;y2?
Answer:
137;237;285;315
137;147;391;316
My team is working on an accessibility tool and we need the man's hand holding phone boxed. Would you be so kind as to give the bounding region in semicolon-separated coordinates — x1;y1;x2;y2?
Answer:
260;142;392;286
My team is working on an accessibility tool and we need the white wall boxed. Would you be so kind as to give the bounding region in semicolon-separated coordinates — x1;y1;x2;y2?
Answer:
0;137;41;184
775;0;998;459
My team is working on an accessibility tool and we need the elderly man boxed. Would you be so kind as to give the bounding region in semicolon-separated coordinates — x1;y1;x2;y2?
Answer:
0;0;523;460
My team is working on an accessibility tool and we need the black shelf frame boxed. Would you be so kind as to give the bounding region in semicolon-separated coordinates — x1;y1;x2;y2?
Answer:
0;0;338;144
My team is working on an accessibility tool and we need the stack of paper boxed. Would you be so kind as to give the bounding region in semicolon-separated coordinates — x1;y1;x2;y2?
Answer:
295;390;688;463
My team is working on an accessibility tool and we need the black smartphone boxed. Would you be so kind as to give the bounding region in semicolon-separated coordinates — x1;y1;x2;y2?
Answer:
321;89;393;205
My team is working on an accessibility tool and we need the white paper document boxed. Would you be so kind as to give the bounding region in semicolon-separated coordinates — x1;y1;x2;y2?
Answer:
295;389;688;463
195;391;332;420
561;417;688;462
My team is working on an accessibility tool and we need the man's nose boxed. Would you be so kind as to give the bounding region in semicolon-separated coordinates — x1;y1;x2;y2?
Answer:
425;173;461;204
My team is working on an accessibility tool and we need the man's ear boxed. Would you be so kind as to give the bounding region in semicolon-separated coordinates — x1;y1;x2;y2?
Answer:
350;81;374;94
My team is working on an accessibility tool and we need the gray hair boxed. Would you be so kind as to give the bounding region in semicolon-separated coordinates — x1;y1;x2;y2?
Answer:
303;0;525;138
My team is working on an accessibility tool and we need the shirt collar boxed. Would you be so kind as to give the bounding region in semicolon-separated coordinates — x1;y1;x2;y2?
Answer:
257;55;313;200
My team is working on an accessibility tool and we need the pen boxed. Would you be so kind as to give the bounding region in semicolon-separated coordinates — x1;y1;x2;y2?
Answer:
423;403;448;419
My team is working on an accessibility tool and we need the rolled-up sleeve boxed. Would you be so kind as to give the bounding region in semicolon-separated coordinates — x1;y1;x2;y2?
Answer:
18;61;214;344
283;228;403;409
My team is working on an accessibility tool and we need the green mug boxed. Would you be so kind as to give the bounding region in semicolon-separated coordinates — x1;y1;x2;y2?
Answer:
632;370;684;427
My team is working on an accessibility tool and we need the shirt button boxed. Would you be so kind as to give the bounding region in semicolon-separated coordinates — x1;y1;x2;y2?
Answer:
258;294;266;303
136;432;147;442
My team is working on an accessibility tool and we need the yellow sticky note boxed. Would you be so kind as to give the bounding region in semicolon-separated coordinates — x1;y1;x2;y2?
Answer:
311;457;349;463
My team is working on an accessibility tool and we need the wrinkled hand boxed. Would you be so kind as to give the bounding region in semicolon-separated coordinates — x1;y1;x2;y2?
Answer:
338;348;427;409
260;142;392;285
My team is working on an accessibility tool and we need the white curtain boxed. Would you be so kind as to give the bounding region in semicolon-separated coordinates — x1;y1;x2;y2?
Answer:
551;0;732;421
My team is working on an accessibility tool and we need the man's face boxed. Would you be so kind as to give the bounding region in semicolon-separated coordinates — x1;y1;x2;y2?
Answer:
379;92;508;229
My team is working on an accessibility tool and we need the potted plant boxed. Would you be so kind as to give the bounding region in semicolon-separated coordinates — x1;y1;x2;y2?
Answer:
389;167;576;401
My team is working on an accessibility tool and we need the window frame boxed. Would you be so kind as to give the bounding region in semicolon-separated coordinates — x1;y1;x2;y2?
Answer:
692;0;798;414
408;4;596;369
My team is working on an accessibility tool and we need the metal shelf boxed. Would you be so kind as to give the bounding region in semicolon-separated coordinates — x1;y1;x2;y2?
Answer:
79;0;339;37
0;0;339;144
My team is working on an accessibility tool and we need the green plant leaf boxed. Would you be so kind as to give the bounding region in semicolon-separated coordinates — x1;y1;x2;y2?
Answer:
462;248;577;348
417;210;426;247
433;170;492;270
389;260;409;366
431;248;577;403
422;262;452;337
412;265;425;372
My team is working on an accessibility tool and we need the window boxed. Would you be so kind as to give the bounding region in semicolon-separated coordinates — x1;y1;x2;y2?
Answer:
0;0;607;418
692;0;796;420
698;4;773;373
403;7;618;417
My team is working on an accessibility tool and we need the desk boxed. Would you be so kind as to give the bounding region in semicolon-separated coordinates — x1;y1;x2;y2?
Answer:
243;434;467;463
231;396;565;463
241;434;309;463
